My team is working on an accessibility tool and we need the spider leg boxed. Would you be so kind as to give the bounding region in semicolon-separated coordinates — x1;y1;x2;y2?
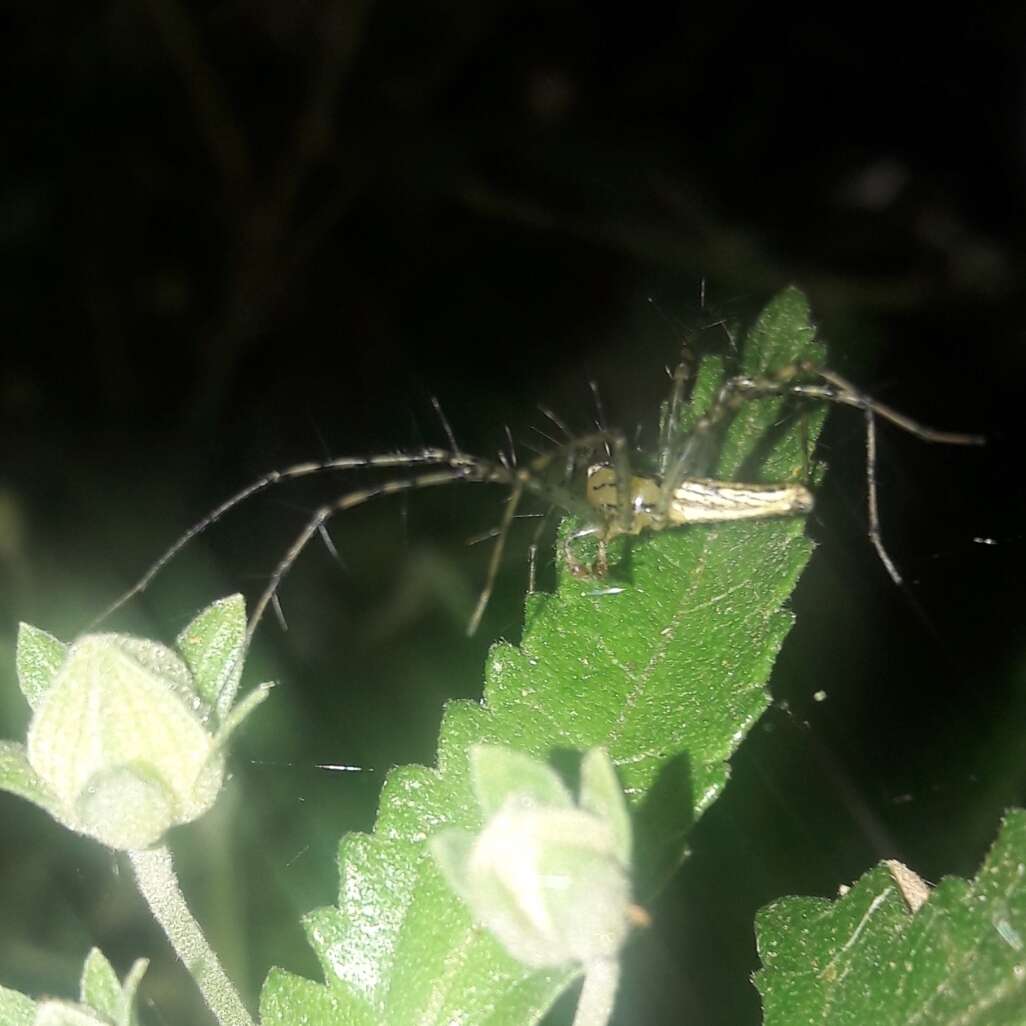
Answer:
864;407;903;585
610;432;633;535
660;359;984;511
270;592;289;632
755;366;983;582
317;521;345;568
91;447;465;628
657;346;696;477
655;361;781;519
466;476;524;635
430;396;462;454
656;357;984;584
247;429;631;643
589;378;613;463
245;463;499;649
525;505;557;595
539;404;574;442
804;366;985;447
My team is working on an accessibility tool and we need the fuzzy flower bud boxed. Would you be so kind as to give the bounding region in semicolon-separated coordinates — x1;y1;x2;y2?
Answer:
1;596;269;851
431;745;637;970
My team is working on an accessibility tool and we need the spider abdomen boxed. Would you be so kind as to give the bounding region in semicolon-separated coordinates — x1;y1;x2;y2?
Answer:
585;462;813;544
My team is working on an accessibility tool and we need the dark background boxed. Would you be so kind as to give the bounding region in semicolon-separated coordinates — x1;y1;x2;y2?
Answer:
2;3;1025;1024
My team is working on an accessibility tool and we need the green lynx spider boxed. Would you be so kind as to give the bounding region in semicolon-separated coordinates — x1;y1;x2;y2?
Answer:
96;357;982;643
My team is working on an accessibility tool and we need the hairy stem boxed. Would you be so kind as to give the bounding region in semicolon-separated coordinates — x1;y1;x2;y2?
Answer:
129;845;254;1026
573;959;620;1026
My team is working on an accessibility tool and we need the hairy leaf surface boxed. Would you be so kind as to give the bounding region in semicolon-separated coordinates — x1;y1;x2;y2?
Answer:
756;811;1026;1026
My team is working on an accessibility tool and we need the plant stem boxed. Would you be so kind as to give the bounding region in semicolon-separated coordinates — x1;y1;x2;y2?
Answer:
129;845;255;1026
573;959;620;1026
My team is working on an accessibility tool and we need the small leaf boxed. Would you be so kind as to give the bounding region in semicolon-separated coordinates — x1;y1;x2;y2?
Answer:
579;748;631;868
0;983;35;1026
79;949;120;1019
470;744;572;818
0;740;60;817
756;809;1026;1026
113;960;148;1026
211;680;273;752
175;594;246;719
429;829;475;902
16;622;68;710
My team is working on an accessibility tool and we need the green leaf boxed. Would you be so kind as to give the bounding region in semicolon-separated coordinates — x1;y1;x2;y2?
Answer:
471;744;573;817
15;622;68;710
756;809;1026;1026
0;983;36;1026
78;950;147;1026
579;748;631;867
175;594;246;719
211;680;273;751
0;739;60;816
260;287;827;1025
259;967;375;1026
79;949;120;1020
113;960;147;1026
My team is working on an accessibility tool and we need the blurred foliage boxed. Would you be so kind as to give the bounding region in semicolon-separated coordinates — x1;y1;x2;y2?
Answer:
1;3;1024;1025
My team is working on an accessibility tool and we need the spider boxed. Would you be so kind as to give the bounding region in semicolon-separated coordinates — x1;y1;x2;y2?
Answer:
94;343;983;648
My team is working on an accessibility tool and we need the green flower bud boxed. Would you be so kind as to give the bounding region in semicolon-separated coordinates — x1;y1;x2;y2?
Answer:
27;634;225;850
2;596;269;851
431;746;637;970
466;800;632;967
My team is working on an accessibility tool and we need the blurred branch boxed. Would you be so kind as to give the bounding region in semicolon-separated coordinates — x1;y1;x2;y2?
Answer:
270;0;372;229
141;0;374;428
455;175;990;313
138;0;254;208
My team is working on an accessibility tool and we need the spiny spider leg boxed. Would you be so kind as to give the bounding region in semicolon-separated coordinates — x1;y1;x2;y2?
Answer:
96;409;640;650
658;360;809;502
657;358;984;585
92;447;473;628
779;366;984;585
430;395;462;455
800;365;985;446
246;464;488;649
657;344;697;477
244;429;633;644
467;476;524;636
864;407;900;582
96;353;983;664
673;360;984;488
525;505;558;595
734;365;984;586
